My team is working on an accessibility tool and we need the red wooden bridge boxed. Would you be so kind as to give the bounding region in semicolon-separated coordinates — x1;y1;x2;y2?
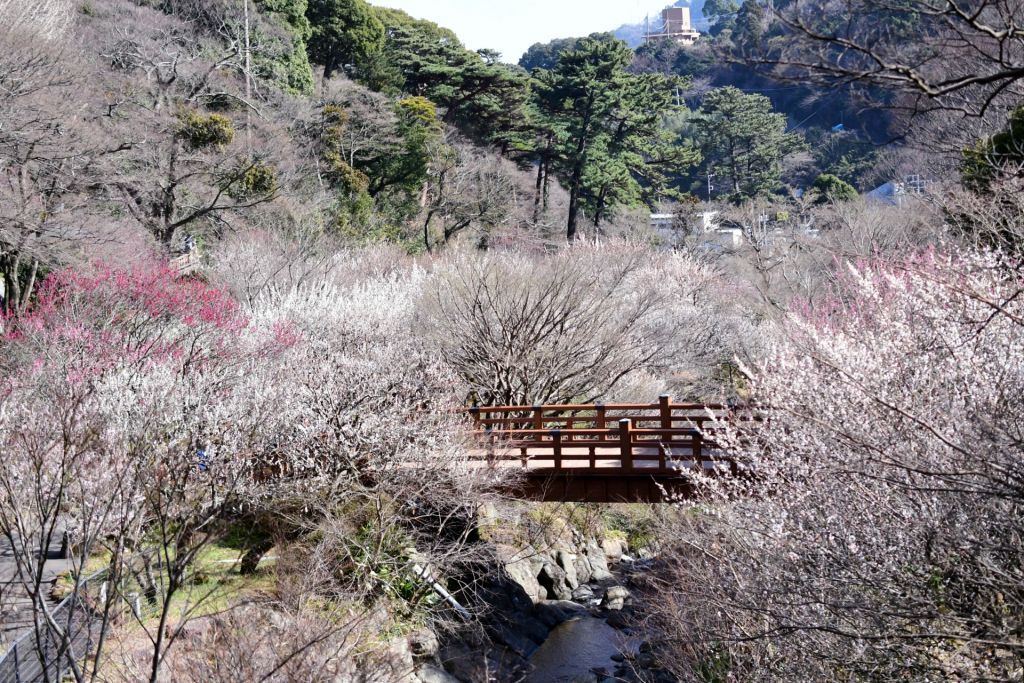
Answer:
467;396;741;503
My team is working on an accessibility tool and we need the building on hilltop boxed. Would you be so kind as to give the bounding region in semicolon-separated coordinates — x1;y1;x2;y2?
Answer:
644;6;701;46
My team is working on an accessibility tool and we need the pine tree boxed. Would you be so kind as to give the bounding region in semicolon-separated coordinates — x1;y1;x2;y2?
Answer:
533;36;697;239
696;86;804;199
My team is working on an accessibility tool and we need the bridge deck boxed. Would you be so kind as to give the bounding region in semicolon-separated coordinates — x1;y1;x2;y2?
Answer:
468;445;731;471
466;396;750;502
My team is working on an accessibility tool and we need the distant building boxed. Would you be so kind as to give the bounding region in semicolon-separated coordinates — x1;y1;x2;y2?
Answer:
649;213;676;231
644;6;701;46
650;210;741;251
866;174;934;208
865;181;906;207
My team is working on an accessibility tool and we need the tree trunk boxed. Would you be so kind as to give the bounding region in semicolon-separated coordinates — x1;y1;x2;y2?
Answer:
566;183;581;241
240;538;274;575
533;160;544;222
422;209;435;253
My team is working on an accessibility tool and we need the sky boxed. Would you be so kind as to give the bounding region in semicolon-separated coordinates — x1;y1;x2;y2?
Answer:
369;1;672;64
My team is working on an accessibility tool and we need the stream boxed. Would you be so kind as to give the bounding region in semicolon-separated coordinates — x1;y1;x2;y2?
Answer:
525;614;637;683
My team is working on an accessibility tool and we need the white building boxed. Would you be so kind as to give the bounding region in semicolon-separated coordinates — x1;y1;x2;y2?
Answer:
644;6;701;46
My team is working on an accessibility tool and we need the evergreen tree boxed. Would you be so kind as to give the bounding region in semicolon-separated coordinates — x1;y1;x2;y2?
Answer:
733;0;766;49
696;86;804;200
306;0;384;78
812;173;858;203
533;37;697;239
375;26;529;149
702;0;739;35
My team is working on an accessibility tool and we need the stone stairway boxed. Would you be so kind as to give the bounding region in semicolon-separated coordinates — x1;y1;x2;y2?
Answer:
0;533;74;652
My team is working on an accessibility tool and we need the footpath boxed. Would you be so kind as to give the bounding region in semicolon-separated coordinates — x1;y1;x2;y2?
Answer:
0;532;74;651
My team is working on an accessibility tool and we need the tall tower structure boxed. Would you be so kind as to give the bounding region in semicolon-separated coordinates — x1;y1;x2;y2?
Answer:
644;5;701;46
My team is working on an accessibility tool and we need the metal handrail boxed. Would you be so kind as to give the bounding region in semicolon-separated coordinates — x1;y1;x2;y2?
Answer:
0;568;108;683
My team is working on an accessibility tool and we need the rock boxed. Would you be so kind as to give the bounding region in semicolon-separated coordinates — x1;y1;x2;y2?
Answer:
570;674;599;683
408;628;440;659
477;502;499;524
602;585;631;611
602;537;627;563
610;653;626;663
571;585;595;601
637;653;658;669
416;664;461;683
586;543;613;582
575;554;593;584
440;642;527;683
556;550;579;589
620;553;636;563
382;637;417;682
535;599;588;628
639;640;653;653
492;624;539;659
538;562;572;601
498;545;546;602
605;610;632;629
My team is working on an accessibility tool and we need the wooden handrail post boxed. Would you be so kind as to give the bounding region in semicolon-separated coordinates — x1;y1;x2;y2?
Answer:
485;425;495;464
470;405;481;432
532;404;543;454
551;428;562;469
619;418;633;470
659;393;671;433
595;402;605;442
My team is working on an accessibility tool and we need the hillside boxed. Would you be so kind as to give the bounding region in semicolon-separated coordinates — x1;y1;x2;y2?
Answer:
2;2;1024;682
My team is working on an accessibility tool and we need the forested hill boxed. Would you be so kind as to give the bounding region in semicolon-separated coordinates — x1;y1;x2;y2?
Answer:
5;0;995;307
11;0;821;273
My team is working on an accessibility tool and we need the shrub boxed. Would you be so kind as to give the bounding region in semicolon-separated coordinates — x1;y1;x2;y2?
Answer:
228;161;279;200
177;111;235;150
811;172;858;203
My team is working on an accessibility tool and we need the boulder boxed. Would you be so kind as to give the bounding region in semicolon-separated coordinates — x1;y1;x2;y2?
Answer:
408;628;440;659
605;609;632;629
574;554;593;584
489;613;549;648
440;642;527;683
601;537;627;564
601;585;630;611
556;550;579;589
491;624;540;659
571;584;596;601
586;543;613;581
534;599;588;627
498;545;546;602
382;637;417;682
538;562;572;601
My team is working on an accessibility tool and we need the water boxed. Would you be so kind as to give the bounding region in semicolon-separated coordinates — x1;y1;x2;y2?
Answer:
525;615;633;683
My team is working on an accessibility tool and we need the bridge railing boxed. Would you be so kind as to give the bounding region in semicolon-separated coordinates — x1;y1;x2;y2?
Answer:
466;395;744;474
468;395;729;431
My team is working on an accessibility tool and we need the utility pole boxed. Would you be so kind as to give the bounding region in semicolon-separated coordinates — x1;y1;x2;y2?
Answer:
243;0;252;149
706;172;715;202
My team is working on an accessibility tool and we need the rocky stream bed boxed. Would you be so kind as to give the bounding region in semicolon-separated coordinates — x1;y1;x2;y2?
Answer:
398;527;678;683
